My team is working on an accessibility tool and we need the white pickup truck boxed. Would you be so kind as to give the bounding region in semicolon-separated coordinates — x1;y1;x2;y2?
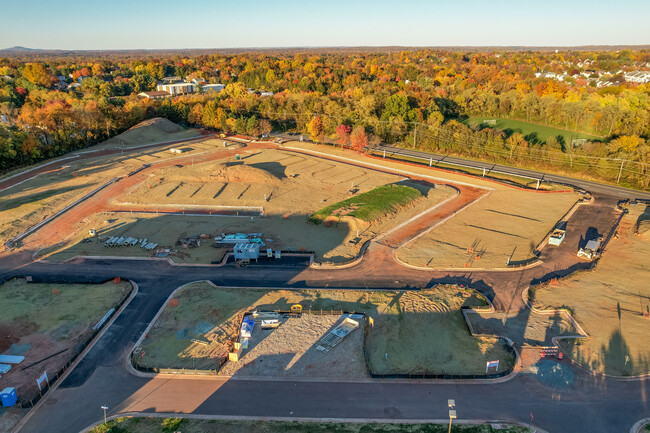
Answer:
577;237;602;260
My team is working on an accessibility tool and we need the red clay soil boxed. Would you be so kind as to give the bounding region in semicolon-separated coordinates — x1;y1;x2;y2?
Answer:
0;133;215;192
19;142;276;250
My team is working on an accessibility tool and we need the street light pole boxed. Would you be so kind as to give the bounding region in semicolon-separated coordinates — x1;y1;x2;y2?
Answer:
101;405;109;425
448;399;456;433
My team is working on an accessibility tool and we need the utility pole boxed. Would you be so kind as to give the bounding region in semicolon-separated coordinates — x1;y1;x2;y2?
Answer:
617;159;625;184
413;123;417;148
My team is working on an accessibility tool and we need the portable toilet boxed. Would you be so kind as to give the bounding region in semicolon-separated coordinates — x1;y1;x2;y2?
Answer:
1;387;17;408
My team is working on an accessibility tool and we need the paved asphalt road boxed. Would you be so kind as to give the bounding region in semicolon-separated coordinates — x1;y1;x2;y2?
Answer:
375;144;650;201
2;137;649;433
1;258;648;433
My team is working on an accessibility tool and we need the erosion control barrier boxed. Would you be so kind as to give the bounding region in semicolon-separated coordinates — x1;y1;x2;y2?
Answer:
4;177;120;249
18;279;134;408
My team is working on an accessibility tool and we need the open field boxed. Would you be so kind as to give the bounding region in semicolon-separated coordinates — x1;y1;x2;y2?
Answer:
135;283;514;376
397;188;580;268
463;117;602;144
0;278;131;403
311;184;423;223
39;147;455;263
92;117;203;150
530;203;650;376
88;417;532;433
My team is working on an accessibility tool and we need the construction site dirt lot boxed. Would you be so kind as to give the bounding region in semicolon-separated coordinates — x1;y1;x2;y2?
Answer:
0;278;130;431
38;147;455;263
396;187;581;269
219;314;367;378
135;283;514;376
1;130;229;247
88;117;203;150
530;203;650;376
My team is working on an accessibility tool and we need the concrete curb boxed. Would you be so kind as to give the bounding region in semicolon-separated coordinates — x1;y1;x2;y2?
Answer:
523;286;650;380
12;280;140;433
630;418;650;433
80;412;550;433
126;281;519;385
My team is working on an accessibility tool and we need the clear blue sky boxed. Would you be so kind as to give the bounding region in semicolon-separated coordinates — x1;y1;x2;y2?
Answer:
2;0;649;50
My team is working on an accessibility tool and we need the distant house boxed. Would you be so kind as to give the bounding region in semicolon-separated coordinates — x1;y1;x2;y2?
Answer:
1;75;12;81
162;76;182;84
138;90;171;100
202;83;225;93
191;77;206;85
259;90;274;96
66;82;81;91
156;82;195;96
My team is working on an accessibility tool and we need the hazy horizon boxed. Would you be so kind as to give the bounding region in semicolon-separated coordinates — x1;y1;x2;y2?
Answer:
2;0;649;51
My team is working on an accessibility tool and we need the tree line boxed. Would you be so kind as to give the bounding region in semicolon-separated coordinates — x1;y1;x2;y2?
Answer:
0;49;649;188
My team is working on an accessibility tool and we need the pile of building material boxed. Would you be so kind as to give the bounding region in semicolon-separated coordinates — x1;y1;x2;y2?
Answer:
176;235;201;249
316;317;360;353
0;355;24;379
104;236;157;251
577;237;603;260
215;233;265;247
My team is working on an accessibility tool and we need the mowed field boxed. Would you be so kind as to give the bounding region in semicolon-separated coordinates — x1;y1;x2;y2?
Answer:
530;203;650;376
397;188;580;268
44;148;455;263
464;117;602;144
0;278;131;401
136;283;514;376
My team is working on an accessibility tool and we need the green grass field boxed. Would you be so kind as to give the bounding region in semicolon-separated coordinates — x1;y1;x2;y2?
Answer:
89;417;531;433
137;283;514;376
464;117;602;144
310;184;422;223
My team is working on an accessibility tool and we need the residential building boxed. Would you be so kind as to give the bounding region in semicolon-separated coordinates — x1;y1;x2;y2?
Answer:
156;82;195;95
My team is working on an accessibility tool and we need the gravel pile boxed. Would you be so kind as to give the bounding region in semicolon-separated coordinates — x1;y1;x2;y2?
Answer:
219;314;368;378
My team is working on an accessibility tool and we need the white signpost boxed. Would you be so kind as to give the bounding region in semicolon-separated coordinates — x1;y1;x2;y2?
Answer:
486;360;499;373
36;371;49;391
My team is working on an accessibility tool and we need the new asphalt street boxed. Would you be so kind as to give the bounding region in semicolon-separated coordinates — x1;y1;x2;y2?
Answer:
1;254;648;433
1;141;649;433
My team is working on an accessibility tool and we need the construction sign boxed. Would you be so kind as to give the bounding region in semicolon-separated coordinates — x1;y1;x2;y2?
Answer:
486;360;499;372
36;371;49;391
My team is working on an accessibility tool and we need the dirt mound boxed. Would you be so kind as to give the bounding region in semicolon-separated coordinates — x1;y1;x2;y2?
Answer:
100;117;192;147
211;163;281;184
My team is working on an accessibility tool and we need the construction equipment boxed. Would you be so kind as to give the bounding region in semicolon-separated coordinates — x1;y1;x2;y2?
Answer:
291;304;303;314
577;237;602;260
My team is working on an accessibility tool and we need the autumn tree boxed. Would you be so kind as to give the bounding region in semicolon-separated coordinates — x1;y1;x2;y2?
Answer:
335;124;351;146
350;126;368;152
307;116;324;142
22;63;56;88
259;118;272;136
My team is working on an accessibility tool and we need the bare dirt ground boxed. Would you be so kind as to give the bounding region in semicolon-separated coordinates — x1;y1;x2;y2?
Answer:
0;278;131;403
90;117;204;150
219;314;367;378
28;147;455;263
137;283;514;376
530;203;650;376
397;188;581;269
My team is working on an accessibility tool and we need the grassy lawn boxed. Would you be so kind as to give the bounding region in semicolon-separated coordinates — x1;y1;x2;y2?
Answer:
89;417;532;433
311;184;423;223
0;278;132;403
464;117;602;144
136;283;514;376
530;203;650;376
